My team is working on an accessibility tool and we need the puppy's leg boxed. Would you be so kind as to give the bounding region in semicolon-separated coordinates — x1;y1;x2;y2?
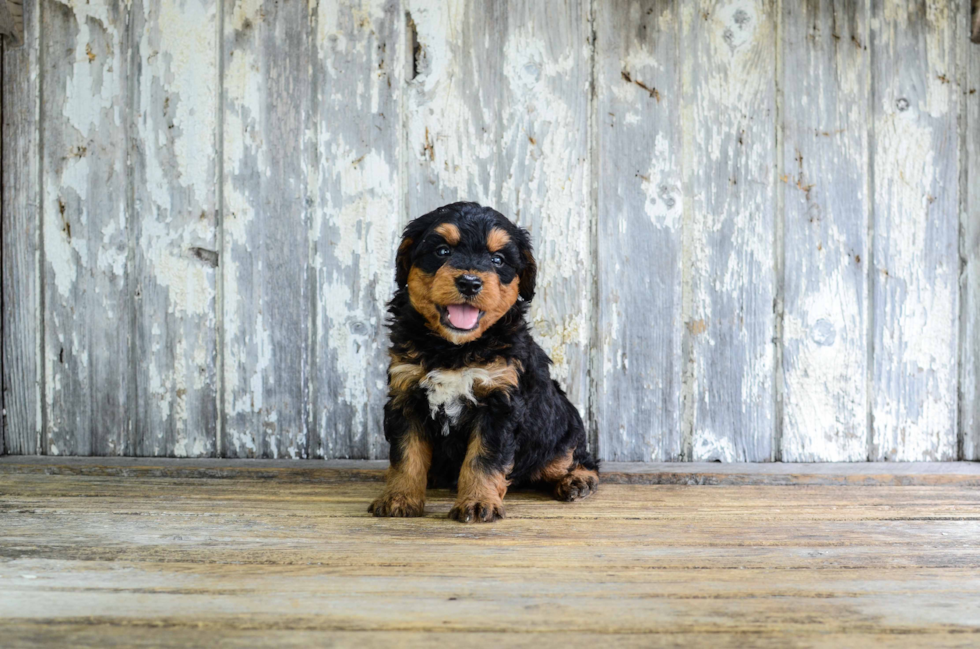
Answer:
369;427;431;517
450;427;512;523
534;448;599;502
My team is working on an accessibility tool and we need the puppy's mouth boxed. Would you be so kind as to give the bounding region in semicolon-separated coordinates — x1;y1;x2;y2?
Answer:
438;303;484;332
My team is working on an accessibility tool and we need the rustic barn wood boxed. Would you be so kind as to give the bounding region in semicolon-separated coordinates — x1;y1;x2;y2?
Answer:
595;1;684;461
133;0;220;458
3;464;980;645
497;0;594;437
684;1;777;462
221;0;316;458
5;455;980;486
1;0;977;462
779;0;870;461
870;0;960;461
312;0;405;461
1;0;37;455
404;1;503;215
964;8;980;460
41;0;135;456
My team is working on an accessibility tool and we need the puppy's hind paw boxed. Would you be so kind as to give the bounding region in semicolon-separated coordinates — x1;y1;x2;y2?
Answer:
368;492;425;517
554;470;598;502
449;499;504;523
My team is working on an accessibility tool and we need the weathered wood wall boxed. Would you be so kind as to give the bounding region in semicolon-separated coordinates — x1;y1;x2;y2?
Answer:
1;0;978;461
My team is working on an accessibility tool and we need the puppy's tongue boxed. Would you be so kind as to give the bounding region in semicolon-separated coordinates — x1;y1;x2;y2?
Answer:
446;304;480;330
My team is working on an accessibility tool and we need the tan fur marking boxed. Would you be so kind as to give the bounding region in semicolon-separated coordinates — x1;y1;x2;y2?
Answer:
487;227;511;252
453;431;509;519
387;350;425;408
471;358;522;398
407;266;520;345
434;222;460;245
369;430;432;517
567;465;599;483
388;360;425;394
530;449;575;483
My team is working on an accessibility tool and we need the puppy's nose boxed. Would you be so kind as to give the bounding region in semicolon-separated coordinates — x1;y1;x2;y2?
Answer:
455;274;483;297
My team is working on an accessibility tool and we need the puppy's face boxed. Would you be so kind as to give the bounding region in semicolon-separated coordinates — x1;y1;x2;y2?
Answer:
396;204;536;345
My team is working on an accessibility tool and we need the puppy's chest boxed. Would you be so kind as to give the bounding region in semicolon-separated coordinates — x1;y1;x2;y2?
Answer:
420;368;487;436
389;358;520;437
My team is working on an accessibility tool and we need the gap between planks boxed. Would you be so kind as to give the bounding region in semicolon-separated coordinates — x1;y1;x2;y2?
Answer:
1;456;979;486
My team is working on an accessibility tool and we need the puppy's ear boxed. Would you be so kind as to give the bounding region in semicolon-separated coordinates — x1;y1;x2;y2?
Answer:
516;227;537;302
395;236;415;288
395;210;442;288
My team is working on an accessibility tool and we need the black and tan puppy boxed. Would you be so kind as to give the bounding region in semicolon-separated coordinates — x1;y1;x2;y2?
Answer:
369;202;599;523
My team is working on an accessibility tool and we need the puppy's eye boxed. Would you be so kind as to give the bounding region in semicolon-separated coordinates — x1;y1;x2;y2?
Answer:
490;253;504;266
435;245;452;258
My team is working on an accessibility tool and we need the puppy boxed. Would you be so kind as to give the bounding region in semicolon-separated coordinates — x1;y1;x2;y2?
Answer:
369;202;599;523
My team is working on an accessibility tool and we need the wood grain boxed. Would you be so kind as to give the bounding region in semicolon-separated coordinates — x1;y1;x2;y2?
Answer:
312;0;404;460
132;0;219;457
404;0;504;216
40;0;135;456
4;456;980;486
1;470;980;645
496;0;594;429
221;0;315;458
1;0;39;455
4;627;975;649
2;0;977;462
962;6;980;460
869;0;960;460
779;0;870;461
683;0;777;461
595;1;684;461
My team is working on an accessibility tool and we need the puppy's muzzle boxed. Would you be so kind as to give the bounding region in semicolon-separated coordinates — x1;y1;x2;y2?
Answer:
455;274;483;297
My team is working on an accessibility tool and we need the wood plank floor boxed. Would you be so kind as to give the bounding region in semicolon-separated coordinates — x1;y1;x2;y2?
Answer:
1;461;980;647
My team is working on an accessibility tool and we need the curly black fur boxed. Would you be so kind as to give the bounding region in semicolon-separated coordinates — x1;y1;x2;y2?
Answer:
373;203;599;522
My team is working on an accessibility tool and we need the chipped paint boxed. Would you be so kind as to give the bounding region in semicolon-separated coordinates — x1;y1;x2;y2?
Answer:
499;7;592;418
595;0;685;461
312;0;403;459
684;0;776;462
405;0;498;213
16;0;974;462
779;0;869;462
870;0;959;461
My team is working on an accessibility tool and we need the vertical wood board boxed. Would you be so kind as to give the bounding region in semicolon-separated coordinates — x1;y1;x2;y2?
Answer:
0;0;974;461
404;0;505;216
870;0;959;461
961;13;979;460
41;0;134;456
313;0;404;459
1;0;40;454
497;0;594;442
779;0;870;461
683;0;777;462
595;0;684;461
221;0;315;458
132;0;219;457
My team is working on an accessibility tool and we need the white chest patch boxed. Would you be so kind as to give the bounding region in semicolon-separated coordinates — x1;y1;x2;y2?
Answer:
419;367;495;435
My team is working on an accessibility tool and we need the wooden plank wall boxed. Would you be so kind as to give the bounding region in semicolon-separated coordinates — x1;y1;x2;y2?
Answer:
1;0;977;461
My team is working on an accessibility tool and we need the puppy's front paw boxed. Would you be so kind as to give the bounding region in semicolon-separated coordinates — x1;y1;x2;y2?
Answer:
449;499;504;523
554;472;598;502
368;492;425;517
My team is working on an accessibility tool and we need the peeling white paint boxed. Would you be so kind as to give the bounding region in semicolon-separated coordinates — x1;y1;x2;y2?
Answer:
870;2;959;461
27;0;972;463
499;9;592;417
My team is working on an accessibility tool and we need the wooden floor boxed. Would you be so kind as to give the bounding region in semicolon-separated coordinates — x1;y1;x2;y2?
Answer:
2;460;980;648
